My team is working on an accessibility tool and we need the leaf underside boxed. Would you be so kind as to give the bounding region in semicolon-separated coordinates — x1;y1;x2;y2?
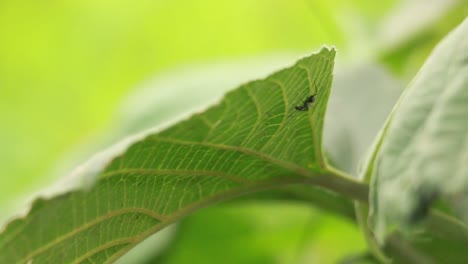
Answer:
0;48;337;263
370;18;468;239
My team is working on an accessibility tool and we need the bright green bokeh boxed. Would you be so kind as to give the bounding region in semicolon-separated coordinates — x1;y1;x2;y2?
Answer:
159;202;366;264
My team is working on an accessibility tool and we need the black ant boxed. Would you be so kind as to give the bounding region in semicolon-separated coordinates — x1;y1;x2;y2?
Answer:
294;94;316;111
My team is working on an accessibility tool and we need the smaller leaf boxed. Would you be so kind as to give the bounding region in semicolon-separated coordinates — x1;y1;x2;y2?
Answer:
369;18;468;240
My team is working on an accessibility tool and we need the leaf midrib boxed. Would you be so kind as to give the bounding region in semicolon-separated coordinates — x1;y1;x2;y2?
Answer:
102;169;253;184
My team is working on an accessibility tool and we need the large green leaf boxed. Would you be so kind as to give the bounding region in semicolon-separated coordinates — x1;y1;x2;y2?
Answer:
368;18;468;242
69;56;402;264
0;48;365;263
0;0;397;219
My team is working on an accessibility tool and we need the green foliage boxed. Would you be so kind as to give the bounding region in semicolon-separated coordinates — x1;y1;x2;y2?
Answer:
369;18;468;238
356;17;468;264
1;2;467;263
0;0;387;214
0;48;368;263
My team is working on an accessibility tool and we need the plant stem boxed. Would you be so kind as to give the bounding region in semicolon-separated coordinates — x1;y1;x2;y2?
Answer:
315;166;370;203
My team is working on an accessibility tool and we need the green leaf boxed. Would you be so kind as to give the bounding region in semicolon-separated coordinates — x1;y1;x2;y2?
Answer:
0;0;388;216
0;47;365;263
369;18;468;240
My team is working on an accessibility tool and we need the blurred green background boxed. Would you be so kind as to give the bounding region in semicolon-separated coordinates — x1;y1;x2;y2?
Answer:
0;0;466;263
